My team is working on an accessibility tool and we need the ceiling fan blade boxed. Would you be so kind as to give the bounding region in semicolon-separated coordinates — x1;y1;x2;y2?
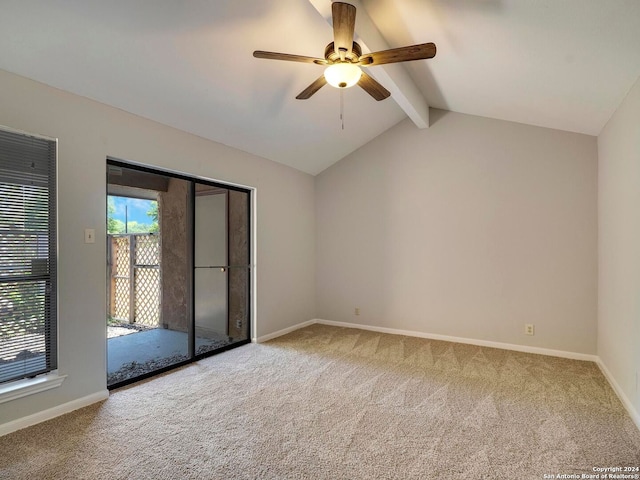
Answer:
253;51;328;65
332;2;356;58
359;43;436;66
296;75;328;100
358;72;390;101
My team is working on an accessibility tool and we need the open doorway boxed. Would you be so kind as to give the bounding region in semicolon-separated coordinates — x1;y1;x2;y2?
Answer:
106;162;251;388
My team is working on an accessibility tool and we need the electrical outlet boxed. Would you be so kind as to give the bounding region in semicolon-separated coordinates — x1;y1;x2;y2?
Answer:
236;320;242;329
525;324;535;336
354;307;360;316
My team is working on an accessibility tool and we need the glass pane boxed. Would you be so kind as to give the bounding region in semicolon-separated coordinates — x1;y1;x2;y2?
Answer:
0;280;47;383
107;167;189;387
0;130;56;384
194;267;232;355
194;186;235;356
194;186;250;353
195;191;227;267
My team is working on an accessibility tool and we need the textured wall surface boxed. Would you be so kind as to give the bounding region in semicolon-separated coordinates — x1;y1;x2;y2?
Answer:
228;189;250;340
160;178;190;332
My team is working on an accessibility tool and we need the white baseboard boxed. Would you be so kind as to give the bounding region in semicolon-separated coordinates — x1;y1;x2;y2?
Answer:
0;390;109;437
254;319;317;343
315;319;598;362
596;359;640;431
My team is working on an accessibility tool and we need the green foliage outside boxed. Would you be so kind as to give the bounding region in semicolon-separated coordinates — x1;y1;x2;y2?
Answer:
147;203;159;233
0;285;45;339
107;197;122;234
0;184;48;340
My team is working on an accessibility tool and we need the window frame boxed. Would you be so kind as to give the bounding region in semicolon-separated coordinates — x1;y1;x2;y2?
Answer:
0;125;60;394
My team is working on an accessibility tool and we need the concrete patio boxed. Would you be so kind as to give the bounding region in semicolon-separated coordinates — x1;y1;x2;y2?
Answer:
107;328;231;380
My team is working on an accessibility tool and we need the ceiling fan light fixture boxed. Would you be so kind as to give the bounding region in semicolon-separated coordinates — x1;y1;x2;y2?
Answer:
324;63;362;89
254;2;435;101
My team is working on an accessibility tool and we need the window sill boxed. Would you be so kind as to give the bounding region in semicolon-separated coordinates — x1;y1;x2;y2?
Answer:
0;372;67;404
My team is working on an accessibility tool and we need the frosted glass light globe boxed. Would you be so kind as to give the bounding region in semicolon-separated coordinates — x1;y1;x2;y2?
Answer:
324;63;362;89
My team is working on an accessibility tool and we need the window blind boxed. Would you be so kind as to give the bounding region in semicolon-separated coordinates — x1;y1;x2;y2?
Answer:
0;127;57;384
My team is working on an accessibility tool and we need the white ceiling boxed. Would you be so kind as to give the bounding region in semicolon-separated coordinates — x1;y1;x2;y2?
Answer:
1;1;639;175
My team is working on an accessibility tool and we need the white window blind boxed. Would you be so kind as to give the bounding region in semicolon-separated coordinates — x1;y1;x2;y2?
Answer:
0;127;57;384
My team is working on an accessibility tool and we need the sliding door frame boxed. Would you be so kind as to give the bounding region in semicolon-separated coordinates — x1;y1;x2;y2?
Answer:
106;158;252;389
190;175;252;361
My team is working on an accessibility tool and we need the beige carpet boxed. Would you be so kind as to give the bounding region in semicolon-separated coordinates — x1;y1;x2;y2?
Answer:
1;324;639;479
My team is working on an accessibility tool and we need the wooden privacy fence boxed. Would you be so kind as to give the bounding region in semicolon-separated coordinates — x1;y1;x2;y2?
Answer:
107;233;161;327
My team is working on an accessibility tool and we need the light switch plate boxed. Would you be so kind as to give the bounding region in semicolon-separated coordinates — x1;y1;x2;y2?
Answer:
84;228;95;244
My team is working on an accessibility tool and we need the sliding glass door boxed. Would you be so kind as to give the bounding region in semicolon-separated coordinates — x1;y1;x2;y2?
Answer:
106;161;251;388
193;184;250;355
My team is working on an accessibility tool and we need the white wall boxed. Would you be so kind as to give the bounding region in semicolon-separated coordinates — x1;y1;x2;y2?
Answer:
0;69;316;425
316;110;598;354
598;76;640;416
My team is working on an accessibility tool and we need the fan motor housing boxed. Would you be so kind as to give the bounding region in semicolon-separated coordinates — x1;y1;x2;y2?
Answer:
325;41;362;63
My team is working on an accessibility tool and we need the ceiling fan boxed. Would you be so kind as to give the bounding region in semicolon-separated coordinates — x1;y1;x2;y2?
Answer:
253;1;436;101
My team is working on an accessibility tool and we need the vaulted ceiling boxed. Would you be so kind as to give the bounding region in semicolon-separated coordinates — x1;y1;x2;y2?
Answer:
1;1;639;175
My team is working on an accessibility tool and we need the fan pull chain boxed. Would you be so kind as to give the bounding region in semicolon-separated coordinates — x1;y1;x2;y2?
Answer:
340;89;345;130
